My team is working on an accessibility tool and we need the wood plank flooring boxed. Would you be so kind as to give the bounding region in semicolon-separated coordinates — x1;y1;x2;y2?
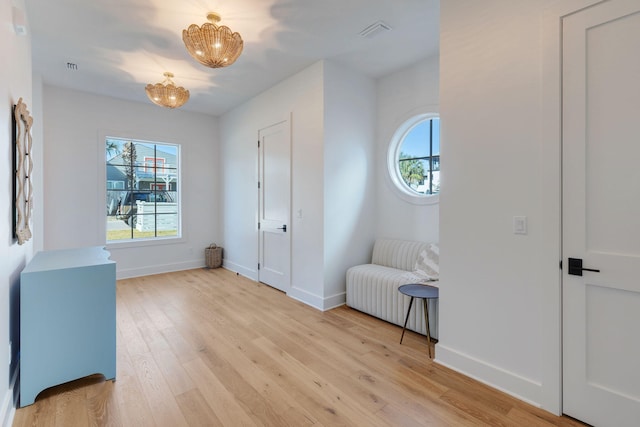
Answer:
13;268;586;426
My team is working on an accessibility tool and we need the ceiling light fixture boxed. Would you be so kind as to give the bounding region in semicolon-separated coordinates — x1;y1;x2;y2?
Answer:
182;12;243;68
145;72;190;109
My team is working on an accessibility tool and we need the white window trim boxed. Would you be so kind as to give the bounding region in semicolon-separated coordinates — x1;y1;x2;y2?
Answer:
387;112;440;206
101;132;183;247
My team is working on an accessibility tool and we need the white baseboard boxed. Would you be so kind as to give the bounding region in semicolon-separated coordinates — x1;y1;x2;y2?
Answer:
116;260;204;280
222;260;258;281
321;292;346;311
435;344;542;408
287;286;323;310
1;366;18;427
0;391;14;427
221;261;345;312
287;287;345;311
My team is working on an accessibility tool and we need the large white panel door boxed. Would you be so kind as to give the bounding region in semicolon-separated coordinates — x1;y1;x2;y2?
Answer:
258;119;291;292
562;1;640;426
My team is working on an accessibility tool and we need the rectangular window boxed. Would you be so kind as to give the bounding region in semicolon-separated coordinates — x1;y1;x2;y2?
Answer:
106;137;180;242
144;157;165;174
106;180;125;190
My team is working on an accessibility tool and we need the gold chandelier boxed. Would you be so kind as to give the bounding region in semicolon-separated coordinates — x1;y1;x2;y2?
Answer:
145;72;190;109
182;12;243;68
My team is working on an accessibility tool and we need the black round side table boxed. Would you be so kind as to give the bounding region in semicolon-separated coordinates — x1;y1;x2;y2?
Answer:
398;283;439;358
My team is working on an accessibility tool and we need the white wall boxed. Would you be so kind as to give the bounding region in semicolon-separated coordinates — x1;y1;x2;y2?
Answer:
438;0;574;413
220;62;324;288
323;61;376;306
41;86;220;278
289;63;327;307
1;0;32;423
220;60;376;310
375;56;440;243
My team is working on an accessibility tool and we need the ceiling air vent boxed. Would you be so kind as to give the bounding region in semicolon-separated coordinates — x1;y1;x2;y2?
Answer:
358;20;392;39
66;62;78;71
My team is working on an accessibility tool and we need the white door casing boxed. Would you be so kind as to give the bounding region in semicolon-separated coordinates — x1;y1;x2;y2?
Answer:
258;119;291;292
562;1;640;426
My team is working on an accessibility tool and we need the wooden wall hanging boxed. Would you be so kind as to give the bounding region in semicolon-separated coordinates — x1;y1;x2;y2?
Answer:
14;98;33;245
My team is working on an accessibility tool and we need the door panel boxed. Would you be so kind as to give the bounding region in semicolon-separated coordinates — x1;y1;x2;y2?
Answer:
562;1;640;425
258;119;291;292
583;7;640;257
585;284;640;399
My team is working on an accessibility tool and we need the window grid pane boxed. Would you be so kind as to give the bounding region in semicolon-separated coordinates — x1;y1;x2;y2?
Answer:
398;117;440;195
106;138;180;242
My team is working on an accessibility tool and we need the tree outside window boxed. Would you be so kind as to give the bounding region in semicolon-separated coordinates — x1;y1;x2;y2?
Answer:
387;114;441;205
397;117;440;195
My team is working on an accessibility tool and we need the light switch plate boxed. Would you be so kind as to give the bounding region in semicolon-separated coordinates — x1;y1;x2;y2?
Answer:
513;216;527;235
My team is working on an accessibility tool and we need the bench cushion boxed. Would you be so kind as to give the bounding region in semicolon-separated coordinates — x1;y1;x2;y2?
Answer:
346;263;438;338
371;239;432;271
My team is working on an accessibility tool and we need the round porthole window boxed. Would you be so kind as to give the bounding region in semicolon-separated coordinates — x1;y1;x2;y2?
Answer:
387;113;440;205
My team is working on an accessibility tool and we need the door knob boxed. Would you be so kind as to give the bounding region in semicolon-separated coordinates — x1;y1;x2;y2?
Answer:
277;224;287;232
568;257;600;276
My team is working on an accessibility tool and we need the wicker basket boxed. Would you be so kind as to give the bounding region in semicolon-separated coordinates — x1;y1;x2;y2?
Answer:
205;245;223;269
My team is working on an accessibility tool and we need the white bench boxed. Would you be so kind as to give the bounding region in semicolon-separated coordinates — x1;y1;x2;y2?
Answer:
346;239;439;339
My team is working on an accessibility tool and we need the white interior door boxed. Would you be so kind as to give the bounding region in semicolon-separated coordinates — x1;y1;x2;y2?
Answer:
258;119;291;292
562;2;640;426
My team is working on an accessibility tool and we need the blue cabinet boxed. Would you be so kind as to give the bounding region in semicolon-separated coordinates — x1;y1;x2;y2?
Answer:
20;246;116;406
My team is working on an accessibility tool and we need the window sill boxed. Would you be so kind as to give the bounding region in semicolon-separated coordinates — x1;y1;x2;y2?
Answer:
106;235;185;250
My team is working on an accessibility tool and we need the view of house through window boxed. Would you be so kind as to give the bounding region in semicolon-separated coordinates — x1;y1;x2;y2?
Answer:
397;117;440;195
106;137;180;242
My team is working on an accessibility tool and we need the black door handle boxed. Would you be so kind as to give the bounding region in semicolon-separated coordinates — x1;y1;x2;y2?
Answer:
277;224;287;232
568;257;600;276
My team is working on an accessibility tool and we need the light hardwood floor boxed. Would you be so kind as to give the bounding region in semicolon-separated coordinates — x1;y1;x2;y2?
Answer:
13;268;585;426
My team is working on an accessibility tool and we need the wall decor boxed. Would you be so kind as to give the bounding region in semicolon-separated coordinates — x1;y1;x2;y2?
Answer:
14;98;33;244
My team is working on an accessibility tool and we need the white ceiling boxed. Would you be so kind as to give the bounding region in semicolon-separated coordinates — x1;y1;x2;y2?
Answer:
24;0;439;116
